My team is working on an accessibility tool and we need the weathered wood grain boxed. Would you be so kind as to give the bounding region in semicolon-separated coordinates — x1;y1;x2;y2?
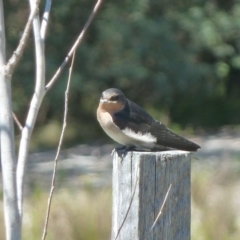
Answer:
111;151;191;240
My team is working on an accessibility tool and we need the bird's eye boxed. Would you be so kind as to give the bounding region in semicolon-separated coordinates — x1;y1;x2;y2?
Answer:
110;95;119;101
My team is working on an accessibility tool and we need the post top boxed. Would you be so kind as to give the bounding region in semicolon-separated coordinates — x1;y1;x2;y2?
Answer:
113;150;191;161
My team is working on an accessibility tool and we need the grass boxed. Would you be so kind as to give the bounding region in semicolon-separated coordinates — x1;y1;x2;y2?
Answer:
0;188;112;240
191;158;240;240
1;159;240;240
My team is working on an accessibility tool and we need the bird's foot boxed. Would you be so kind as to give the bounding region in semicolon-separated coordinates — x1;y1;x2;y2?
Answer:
113;146;136;161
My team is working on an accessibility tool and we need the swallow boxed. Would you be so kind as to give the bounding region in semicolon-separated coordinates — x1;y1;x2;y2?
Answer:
97;88;200;152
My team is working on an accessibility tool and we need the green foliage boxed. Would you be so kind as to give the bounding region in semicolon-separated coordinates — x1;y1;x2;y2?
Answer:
4;0;240;147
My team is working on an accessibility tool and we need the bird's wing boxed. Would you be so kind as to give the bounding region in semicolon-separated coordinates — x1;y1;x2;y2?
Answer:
149;122;200;151
113;99;200;151
113;99;155;133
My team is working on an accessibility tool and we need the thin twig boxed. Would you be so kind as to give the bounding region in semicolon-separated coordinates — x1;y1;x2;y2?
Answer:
5;0;41;75
12;112;23;131
45;0;102;91
150;183;172;231
41;51;76;240
114;163;139;240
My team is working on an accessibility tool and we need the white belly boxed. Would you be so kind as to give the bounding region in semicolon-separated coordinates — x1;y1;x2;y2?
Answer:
102;121;134;146
97;110;156;149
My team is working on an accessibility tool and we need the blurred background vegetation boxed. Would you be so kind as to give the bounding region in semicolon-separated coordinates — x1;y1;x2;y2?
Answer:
4;0;240;150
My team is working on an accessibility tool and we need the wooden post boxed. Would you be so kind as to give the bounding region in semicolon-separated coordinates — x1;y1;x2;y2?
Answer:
111;151;191;240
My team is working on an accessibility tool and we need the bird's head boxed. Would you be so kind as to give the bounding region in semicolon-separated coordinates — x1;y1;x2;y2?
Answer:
99;88;126;113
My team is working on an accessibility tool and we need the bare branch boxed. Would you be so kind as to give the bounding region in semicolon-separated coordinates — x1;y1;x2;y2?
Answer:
5;0;41;76
42;51;76;240
0;77;21;240
0;0;6;65
150;184;172;231
12;112;23;131
0;1;21;239
45;0;102;91
16;0;102;219
16;0;46;217
40;0;52;40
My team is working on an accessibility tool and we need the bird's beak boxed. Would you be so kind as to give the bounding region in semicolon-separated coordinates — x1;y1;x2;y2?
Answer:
100;98;108;103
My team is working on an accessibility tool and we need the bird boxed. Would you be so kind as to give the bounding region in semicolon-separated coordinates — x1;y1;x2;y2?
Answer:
97;88;200;152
